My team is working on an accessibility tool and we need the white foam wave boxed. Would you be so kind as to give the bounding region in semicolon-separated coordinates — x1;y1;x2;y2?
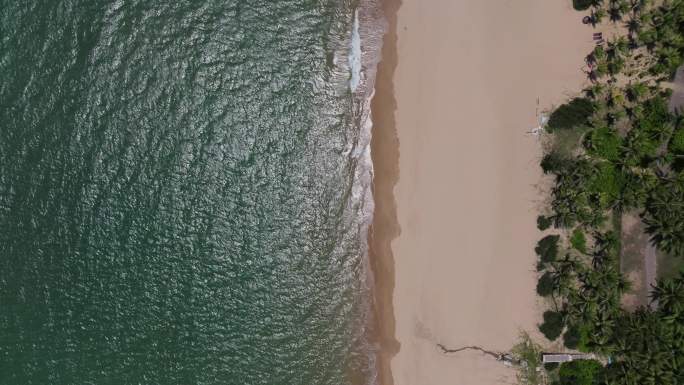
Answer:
349;10;362;92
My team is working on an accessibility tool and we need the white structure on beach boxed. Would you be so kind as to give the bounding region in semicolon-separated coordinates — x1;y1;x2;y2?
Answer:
542;353;595;364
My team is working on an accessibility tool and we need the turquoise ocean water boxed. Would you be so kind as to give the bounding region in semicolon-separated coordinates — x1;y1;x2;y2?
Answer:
0;1;385;384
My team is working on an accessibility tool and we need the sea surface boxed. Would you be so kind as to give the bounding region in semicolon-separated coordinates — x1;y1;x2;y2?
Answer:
0;1;385;384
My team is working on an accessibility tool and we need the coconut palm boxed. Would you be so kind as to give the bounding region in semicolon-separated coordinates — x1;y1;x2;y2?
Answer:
650;277;684;313
589;45;607;65
627;81;649;102
626;16;642;36
615;36;631;54
608;86;626;107
655;46;682;75
591;231;619;267
608;0;628;22
587;83;606;100
642;178;684;256
592;7;607;25
638;28;658;49
629;0;651;15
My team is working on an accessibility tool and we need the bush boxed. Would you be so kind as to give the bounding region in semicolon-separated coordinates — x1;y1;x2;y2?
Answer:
547;98;594;132
536;235;560;263
544;362;559;371
622;171;657;209
541;152;570;174
539;310;565;341
585;127;622;162
570;228;587;253
563;323;589;351
671;126;684;171
623;97;672;166
669;125;684;154
573;0;594;11
643;178;684;257
587;163;623;209
558;360;604;385
537;272;555;296
537;215;553;230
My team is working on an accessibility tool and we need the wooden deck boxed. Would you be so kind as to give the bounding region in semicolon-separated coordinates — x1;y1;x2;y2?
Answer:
542;353;594;363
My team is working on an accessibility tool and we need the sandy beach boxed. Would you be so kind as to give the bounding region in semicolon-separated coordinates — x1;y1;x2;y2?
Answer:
369;1;593;384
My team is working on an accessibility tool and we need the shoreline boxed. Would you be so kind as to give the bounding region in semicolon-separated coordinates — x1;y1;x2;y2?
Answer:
367;0;401;384
369;1;593;384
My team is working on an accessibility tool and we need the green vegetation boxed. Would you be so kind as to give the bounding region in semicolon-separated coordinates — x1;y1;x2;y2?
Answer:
538;310;564;341
512;332;544;385
547;98;595;132
535;235;560;264
671;123;684;171
584;126;622;161
537;215;553;230
642;175;684;256
671;124;684;155
562;323;589;351
537;272;555;297
534;2;684;383
604;274;684;383
573;0;596;11
558;360;604;385
570;228;587;253
541;151;571;174
622;97;672;167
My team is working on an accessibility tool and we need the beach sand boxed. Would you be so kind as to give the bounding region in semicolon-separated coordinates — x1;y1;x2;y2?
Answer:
369;1;593;384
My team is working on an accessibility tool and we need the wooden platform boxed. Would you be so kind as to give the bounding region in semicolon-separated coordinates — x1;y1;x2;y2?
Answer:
542;353;594;363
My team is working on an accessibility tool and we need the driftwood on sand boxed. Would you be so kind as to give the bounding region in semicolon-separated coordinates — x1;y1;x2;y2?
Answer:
436;344;521;366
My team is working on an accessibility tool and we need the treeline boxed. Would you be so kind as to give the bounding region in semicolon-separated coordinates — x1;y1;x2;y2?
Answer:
535;1;684;384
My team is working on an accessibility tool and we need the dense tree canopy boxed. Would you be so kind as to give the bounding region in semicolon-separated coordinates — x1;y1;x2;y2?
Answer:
558;360;604;385
536;2;684;383
537;272;555;297
642;175;684;257
536;235;560;263
605;273;684;384
539;310;565;341
585;126;622;162
573;0;597;11
547;98;595;131
570;228;587;253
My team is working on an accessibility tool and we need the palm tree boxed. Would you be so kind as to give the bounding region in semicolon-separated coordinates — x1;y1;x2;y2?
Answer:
587;83;606;100
618;0;631;13
626;16;642;36
656;46;682;74
627;81;649;102
615;35;630;54
590;45;607;65
609;0;626;22
591;231;619;267
649;278;684;314
638;28;658;50
608;86;626;107
592;7;607;25
616;273;633;294
642;180;684;257
550;255;581;298
629;0;652;15
659;26;684;47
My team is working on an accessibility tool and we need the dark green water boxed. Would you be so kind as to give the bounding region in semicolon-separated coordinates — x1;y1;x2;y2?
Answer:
0;1;381;384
